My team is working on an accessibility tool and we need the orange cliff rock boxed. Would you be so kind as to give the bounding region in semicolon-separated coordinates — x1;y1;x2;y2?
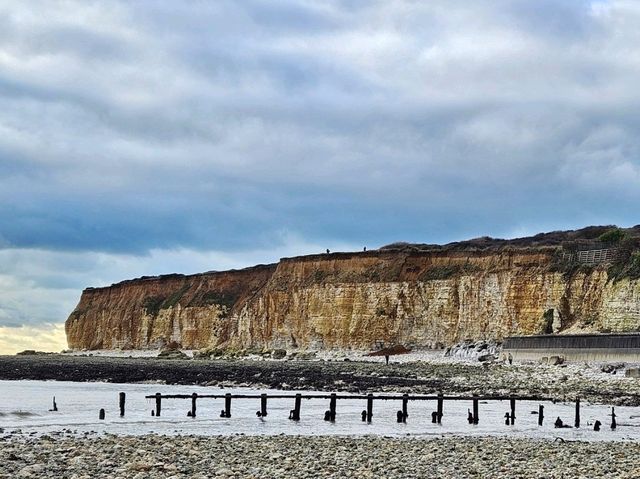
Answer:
65;249;640;351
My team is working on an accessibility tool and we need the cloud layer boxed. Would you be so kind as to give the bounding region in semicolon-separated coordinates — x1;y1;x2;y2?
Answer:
1;1;640;349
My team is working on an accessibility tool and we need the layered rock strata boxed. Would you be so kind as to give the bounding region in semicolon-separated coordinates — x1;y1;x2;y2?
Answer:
65;249;640;350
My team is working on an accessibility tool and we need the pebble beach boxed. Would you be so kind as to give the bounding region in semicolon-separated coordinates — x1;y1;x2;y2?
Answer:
2;354;640;477
2;434;639;479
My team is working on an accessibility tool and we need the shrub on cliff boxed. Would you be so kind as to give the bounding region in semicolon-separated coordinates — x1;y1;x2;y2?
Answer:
598;227;627;244
628;251;640;278
608;249;640;282
143;296;165;316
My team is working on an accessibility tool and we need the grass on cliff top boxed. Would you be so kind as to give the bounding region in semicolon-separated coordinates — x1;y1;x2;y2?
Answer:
382;224;640;253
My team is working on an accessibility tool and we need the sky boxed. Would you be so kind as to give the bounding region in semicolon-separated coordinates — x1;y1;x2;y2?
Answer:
1;0;640;354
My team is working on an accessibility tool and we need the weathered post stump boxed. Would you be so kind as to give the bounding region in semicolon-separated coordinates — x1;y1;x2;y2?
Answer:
510;397;516;425
472;395;479;425
191;392;197;418
394;410;402;423
402;394;409;423
611;407;617;430
155;393;162;417
261;393;268;418
538;405;544;426
291;393;301;421
119;392;126;417
329;393;336;422
224;393;232;418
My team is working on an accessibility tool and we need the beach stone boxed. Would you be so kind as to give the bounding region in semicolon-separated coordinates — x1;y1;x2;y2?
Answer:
296;351;317;360
478;353;496;362
626;368;640;378
272;349;287;359
549;356;564;365
18;464;45;477
157;349;188;360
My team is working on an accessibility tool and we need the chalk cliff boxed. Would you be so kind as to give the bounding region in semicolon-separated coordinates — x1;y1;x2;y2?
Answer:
66;241;640;351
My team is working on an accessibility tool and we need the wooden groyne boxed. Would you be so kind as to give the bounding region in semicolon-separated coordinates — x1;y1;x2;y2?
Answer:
142;392;608;429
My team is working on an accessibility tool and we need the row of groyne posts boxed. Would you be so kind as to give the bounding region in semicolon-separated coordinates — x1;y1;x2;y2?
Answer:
86;392;621;431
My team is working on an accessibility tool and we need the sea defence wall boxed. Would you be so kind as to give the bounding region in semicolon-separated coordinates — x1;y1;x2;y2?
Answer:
503;334;640;362
65;247;640;351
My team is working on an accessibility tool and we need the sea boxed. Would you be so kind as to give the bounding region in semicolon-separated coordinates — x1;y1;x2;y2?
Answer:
0;380;637;441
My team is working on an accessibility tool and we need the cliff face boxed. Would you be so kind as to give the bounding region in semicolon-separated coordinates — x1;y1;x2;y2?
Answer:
65;249;640;350
66;265;276;350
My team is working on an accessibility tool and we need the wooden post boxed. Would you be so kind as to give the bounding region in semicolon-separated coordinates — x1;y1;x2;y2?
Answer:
366;393;373;423
402;394;409;423
510;397;516;425
329;393;337;422
292;393;301;421
191;393;197;418
538;404;544;426
224;393;232;418
261;393;268;417
611;407;617;430
472;395;479;424
119;392;126;417
574;398;580;428
155;392;161;417
99;408;105;420
437;393;443;424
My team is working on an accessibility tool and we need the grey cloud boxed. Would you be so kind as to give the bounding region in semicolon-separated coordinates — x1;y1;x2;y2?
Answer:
6;0;640;334
0;1;638;262
0;236;354;328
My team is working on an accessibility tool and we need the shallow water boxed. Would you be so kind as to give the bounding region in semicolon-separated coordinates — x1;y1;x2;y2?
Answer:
0;380;637;441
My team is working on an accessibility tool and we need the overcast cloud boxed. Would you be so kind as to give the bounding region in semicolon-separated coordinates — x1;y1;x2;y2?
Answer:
1;1;639;352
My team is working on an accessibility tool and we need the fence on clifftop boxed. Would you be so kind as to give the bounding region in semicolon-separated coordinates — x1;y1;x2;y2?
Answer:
561;242;619;264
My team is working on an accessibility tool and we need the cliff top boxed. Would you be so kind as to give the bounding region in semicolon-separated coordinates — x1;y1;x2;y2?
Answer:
86;225;640;291
84;263;277;291
380;225;640;253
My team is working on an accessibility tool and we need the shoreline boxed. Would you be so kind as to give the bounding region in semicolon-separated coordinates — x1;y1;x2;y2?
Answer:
2;354;640;406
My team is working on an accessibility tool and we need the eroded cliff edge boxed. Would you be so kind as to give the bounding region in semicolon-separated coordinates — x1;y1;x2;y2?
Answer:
66;239;640;351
